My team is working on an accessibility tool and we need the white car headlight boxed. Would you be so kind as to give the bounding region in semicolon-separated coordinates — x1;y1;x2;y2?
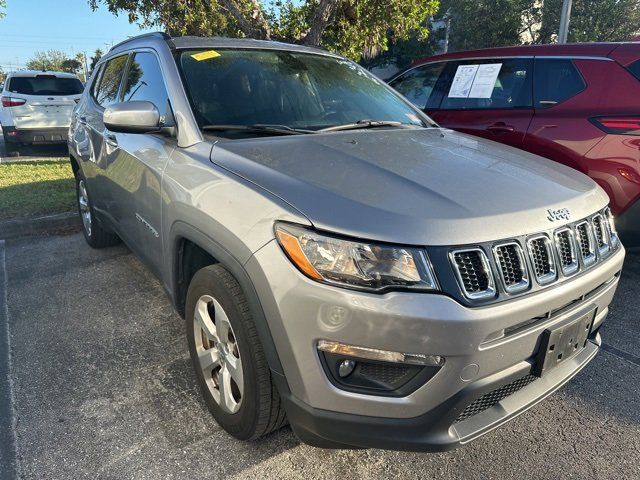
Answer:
275;222;438;292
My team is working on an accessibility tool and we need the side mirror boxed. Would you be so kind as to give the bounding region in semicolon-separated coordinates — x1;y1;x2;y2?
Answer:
103;101;160;133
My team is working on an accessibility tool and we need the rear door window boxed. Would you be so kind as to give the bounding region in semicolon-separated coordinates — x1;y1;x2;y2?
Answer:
94;55;129;108
389;62;446;109
121;52;170;117
7;75;83;96
533;59;585;108
440;58;533;110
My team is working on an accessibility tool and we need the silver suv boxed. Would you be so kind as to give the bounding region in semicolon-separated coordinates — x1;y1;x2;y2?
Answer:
68;33;625;451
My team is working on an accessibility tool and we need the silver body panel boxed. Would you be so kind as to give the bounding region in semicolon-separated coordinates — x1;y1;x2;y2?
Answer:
68;33;624;449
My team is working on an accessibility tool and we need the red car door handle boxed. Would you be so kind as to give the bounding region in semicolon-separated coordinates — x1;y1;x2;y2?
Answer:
487;123;515;133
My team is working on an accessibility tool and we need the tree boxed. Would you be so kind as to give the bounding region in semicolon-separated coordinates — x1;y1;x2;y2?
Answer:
61;58;82;74
537;0;640;43
0;66;5;84
26;50;70;71
88;0;440;60
89;49;103;71
433;0;541;52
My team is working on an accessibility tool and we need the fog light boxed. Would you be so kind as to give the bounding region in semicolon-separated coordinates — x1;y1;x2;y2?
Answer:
317;340;444;367
338;359;356;377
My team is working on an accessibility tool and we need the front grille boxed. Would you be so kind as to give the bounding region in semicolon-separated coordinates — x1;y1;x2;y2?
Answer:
451;249;495;300
448;207;619;304
493;243;529;293
456;374;537;423
554;228;579;275
527;236;556;285
575;221;596;267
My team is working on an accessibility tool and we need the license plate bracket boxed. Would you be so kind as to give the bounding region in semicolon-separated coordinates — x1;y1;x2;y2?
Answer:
533;309;595;377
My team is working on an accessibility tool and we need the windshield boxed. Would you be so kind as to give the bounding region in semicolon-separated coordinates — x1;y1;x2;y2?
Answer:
7;76;83;96
177;49;429;134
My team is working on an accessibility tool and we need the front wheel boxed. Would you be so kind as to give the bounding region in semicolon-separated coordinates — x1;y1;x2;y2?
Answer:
75;172;120;248
186;264;286;440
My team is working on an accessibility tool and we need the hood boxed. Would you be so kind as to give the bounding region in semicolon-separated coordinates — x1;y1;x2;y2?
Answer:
209;128;608;245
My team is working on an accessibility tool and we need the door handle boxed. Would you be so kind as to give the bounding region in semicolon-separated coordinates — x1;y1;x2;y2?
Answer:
487;123;515;133
104;133;118;147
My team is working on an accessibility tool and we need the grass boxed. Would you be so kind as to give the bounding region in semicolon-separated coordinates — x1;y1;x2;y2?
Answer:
0;158;76;220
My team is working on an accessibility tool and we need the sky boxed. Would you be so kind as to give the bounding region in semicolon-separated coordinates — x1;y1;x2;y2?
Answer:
0;0;154;72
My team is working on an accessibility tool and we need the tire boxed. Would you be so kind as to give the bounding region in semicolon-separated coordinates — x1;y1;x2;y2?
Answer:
186;264;286;440
3;134;20;157
75;171;120;248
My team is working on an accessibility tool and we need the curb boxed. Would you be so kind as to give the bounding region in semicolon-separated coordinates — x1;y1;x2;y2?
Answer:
0;212;80;240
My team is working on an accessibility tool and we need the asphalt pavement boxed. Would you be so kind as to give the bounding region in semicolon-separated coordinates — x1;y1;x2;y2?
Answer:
1;233;639;480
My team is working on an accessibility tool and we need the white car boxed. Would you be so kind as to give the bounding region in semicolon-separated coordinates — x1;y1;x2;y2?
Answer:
0;70;83;154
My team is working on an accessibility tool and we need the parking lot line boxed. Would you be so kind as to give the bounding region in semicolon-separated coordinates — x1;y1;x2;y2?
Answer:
601;342;640;367
0;240;19;479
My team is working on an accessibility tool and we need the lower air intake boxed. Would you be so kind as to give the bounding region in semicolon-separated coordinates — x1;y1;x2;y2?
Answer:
456;374;537;423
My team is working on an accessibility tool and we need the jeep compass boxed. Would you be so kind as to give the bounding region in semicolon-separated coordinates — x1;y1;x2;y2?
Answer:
68;33;624;451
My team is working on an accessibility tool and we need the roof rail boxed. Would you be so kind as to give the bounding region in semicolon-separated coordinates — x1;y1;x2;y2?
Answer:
109;31;171;52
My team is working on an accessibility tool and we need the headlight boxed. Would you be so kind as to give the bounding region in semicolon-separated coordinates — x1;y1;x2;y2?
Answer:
275;222;438;292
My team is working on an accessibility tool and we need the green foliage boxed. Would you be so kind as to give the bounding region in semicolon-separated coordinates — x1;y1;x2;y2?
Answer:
26;50;70;72
538;0;640;43
0;159;75;220
322;1;440;59
89;0;439;60
89;49;103;71
440;0;540;51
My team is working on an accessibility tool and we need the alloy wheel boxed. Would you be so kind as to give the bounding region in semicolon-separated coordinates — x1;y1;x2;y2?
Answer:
78;179;92;237
193;295;244;414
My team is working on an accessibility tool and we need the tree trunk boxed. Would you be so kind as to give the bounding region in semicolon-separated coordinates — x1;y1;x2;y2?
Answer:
217;0;271;39
302;0;340;46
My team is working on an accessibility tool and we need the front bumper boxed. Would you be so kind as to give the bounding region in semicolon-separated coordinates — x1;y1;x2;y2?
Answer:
246;240;624;450
2;126;68;144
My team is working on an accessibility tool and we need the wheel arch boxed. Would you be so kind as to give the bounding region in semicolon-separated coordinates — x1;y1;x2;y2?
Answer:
170;221;286;378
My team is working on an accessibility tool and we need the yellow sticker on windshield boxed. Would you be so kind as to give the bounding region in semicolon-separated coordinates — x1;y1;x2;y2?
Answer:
191;50;221;61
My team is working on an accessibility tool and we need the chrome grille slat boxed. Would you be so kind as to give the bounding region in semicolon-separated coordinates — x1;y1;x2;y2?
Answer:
604;207;620;249
493;242;529;293
575;221;597;267
527;235;556;285
450;248;496;300
554;228;579;276
592;213;610;256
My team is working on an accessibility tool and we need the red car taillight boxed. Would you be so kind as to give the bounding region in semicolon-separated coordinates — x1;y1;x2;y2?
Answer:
590;116;640;135
1;96;26;107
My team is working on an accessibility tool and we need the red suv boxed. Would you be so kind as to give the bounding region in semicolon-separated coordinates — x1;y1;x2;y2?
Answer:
389;42;640;244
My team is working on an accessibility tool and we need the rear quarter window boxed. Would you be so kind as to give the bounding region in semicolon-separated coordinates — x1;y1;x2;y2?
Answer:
389;62;446;109
534;59;585;108
627;59;640;80
7;76;83;96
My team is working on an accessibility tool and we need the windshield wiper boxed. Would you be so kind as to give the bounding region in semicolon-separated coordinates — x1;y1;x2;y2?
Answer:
319;120;422;133
201;124;316;136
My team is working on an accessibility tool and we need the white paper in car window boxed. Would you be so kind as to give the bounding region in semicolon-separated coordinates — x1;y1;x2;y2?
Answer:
468;63;502;98
448;65;478;98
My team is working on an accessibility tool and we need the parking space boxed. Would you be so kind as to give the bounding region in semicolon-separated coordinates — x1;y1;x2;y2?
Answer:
1;233;639;480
